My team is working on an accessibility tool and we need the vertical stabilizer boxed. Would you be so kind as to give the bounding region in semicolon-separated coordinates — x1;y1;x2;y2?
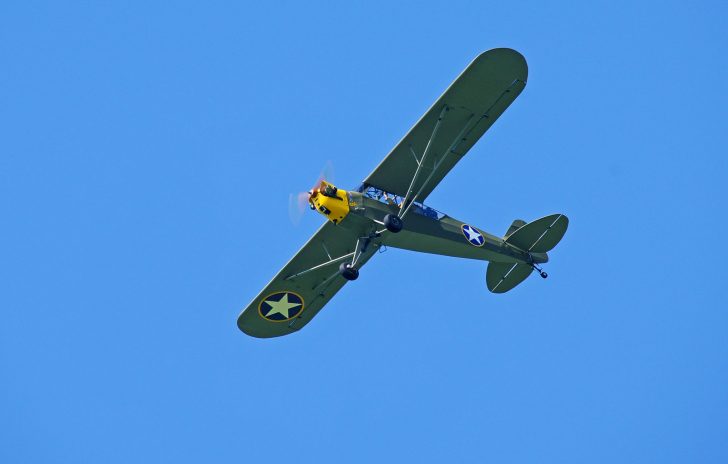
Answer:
505;219;527;238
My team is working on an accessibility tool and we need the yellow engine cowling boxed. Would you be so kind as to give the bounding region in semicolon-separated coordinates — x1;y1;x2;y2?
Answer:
309;181;350;224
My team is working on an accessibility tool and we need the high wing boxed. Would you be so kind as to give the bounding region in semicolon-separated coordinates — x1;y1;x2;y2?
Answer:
237;222;377;338
239;49;528;337
361;48;528;201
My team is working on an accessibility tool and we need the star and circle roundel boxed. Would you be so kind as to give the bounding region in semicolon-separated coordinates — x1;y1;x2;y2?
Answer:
258;291;305;322
461;224;485;247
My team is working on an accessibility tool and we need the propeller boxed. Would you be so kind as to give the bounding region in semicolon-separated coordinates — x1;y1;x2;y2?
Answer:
288;191;312;226
315;160;335;188
288;161;335;225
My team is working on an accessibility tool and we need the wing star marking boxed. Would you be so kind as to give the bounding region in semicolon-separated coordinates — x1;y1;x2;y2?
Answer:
259;292;304;321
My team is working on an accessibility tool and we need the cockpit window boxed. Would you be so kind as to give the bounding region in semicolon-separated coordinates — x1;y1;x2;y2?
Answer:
358;184;445;220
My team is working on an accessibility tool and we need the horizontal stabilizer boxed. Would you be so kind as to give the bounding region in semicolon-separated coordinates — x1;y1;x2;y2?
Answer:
486;262;532;293
505;214;569;253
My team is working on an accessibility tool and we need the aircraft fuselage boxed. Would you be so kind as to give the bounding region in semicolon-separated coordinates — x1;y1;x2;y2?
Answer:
309;181;546;266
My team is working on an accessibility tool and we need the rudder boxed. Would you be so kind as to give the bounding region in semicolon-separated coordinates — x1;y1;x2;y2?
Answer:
505;219;527;238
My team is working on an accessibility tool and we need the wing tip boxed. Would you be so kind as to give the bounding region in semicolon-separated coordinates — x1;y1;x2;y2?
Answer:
236;310;297;338
237;317;299;338
472;48;529;82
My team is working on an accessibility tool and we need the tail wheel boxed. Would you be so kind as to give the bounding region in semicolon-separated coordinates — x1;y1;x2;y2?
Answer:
339;262;359;281
383;214;403;233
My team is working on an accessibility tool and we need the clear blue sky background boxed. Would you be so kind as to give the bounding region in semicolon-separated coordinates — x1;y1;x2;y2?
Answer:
2;1;727;462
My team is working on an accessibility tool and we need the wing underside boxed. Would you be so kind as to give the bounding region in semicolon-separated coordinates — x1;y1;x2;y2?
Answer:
237;222;376;338
361;48;528;202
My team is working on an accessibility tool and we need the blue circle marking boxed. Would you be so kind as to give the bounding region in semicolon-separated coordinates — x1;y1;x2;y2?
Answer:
258;291;304;322
461;224;485;247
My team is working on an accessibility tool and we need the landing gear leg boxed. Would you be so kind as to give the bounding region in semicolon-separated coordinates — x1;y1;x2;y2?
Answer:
339;231;385;282
530;263;548;279
526;252;548;279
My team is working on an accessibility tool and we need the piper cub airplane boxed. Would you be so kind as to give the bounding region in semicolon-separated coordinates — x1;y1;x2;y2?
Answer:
238;48;568;338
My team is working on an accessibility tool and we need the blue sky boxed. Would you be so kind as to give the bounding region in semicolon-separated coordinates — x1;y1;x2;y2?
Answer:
2;1;727;462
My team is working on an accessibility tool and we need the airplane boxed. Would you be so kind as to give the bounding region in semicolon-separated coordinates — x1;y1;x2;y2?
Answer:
238;48;568;338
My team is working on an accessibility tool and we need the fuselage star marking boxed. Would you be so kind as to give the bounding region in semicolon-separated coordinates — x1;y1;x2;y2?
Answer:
462;224;485;246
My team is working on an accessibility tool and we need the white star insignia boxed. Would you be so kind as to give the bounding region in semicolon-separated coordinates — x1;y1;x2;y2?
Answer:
464;226;482;242
263;293;302;319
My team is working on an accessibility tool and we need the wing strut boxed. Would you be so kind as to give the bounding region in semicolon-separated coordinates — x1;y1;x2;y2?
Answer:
398;80;523;220
399;112;477;220
351;236;374;267
397;105;449;219
285;231;381;281
285;251;356;280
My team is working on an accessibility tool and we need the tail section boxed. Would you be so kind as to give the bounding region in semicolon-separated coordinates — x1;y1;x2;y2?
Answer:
504;219;527;238
505;214;568;253
486;214;569;293
487;262;532;293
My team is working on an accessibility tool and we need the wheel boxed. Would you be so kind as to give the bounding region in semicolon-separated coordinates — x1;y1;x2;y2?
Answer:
540;271;548;279
339;262;359;281
383;214;403;233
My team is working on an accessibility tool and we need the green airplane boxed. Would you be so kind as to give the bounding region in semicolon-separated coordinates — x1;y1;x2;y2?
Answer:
238;48;568;338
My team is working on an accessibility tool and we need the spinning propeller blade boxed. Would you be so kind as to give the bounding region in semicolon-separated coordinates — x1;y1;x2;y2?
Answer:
288;191;311;226
287;161;335;225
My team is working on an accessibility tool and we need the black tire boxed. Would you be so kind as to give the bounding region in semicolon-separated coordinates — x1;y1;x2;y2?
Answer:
540;271;548;279
339;262;359;281
383;214;403;233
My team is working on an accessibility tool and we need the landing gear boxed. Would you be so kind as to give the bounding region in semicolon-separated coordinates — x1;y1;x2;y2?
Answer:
530;262;548;279
339;262;359;281
383;214;403;233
